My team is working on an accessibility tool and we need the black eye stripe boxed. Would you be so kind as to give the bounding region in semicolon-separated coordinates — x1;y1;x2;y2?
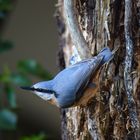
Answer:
34;88;54;93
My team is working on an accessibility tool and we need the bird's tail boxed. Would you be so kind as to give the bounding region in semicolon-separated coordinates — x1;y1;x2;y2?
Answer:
98;47;113;65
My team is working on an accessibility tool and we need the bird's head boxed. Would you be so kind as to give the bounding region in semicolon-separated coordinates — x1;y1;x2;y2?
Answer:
21;81;58;106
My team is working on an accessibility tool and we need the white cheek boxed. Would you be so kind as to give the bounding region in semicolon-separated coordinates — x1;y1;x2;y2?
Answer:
33;92;59;107
34;91;52;100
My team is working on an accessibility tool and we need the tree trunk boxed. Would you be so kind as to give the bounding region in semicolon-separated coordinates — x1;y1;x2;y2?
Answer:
55;0;140;139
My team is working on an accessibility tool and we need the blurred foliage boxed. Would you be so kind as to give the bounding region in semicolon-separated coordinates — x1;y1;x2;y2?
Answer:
0;40;13;53
0;1;52;137
0;51;52;131
18;59;52;80
20;133;46;140
0;109;17;130
0;0;12;18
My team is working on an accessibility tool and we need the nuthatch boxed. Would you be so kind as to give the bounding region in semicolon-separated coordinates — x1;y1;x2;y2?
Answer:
21;47;113;108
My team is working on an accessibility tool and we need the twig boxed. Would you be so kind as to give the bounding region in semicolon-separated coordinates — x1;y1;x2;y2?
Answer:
124;0;139;132
64;0;91;59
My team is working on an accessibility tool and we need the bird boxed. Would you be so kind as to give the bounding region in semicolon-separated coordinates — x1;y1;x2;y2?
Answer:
21;47;113;108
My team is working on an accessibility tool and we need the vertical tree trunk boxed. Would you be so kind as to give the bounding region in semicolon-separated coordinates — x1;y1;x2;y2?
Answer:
55;0;140;139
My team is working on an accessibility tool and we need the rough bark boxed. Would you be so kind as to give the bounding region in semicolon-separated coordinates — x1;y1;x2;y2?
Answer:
55;0;140;139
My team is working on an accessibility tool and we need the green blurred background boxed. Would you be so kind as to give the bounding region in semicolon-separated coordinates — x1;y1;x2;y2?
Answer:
0;0;61;140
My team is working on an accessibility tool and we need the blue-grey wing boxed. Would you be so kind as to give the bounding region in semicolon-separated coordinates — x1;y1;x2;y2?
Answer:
74;56;103;101
52;56;103;108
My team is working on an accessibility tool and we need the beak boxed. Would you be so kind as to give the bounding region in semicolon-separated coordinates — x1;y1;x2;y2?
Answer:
20;86;54;94
20;86;34;91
